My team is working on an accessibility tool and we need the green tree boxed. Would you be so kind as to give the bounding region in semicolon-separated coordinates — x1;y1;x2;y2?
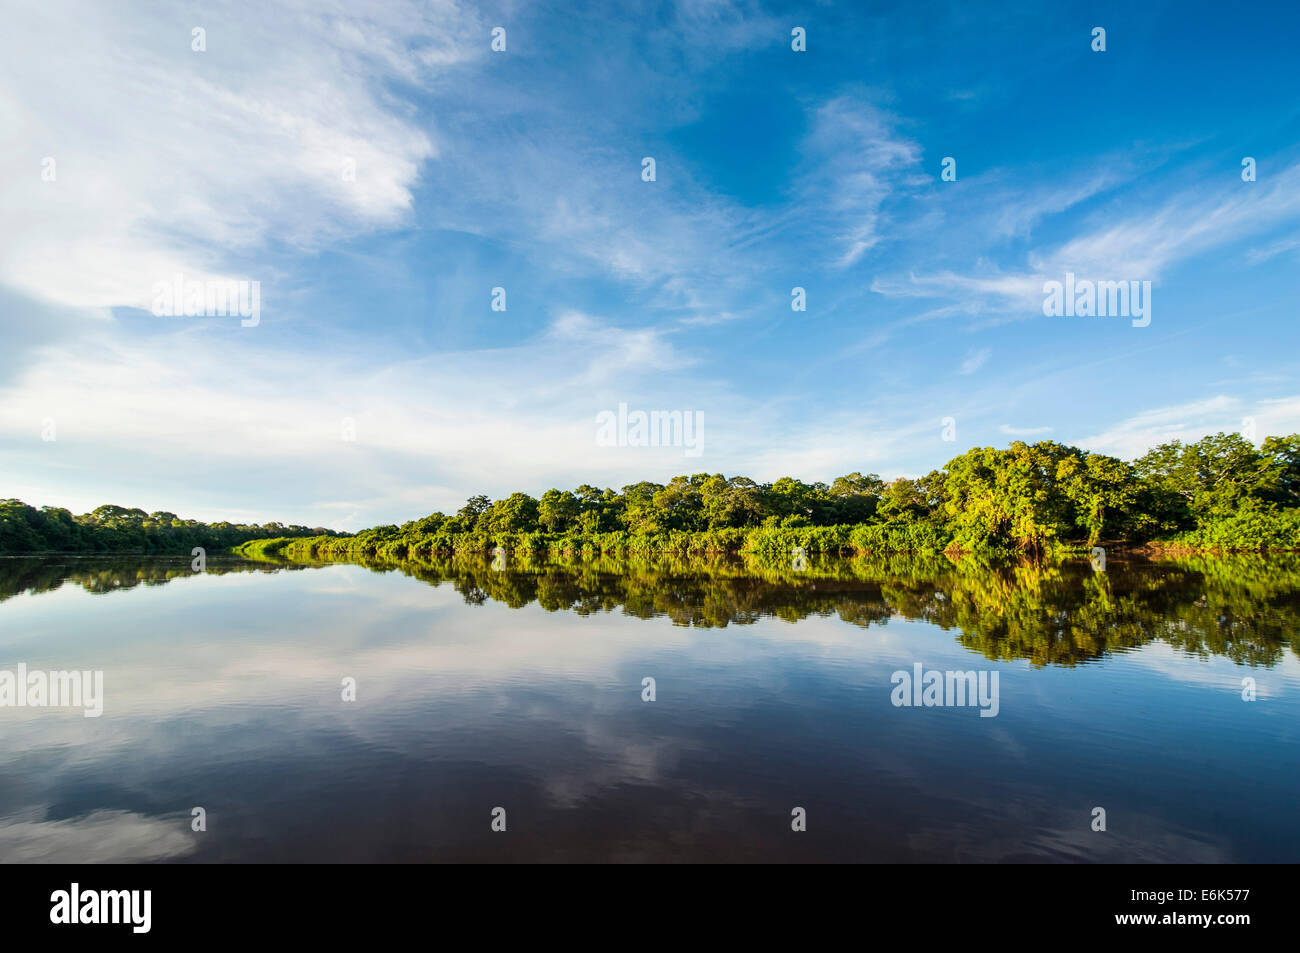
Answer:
701;475;766;528
1262;433;1300;505
651;475;710;532
457;495;492;523
829;472;885;523
620;481;666;533
943;442;1079;553
1136;433;1277;521
1058;452;1135;543
483;493;540;534
538;489;580;533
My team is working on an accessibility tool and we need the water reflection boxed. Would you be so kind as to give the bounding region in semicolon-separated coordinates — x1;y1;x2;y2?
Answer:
2;553;1297;863
7;551;1299;668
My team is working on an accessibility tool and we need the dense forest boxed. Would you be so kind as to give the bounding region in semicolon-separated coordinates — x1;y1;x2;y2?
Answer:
4;432;1297;557
0;501;338;554
238;431;1300;559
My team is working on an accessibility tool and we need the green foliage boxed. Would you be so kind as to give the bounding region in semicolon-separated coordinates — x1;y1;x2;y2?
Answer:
1135;432;1284;522
0;499;339;555
236;434;1300;558
741;524;853;557
1163;500;1300;550
1057;451;1136;544
482;492;540;535
847;516;952;554
14;431;1300;558
537;488;580;533
941;442;1082;554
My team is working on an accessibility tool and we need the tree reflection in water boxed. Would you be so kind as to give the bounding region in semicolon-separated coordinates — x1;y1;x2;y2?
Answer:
3;551;1298;668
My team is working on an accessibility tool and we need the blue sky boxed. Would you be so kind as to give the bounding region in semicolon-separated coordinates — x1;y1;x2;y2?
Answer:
2;0;1299;530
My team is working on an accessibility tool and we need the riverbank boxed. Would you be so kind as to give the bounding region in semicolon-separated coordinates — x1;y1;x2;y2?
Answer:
232;520;1300;561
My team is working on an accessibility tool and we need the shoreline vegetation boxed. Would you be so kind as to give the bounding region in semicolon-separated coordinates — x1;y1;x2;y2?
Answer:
240;431;1300;560
5;432;1299;559
0;503;338;556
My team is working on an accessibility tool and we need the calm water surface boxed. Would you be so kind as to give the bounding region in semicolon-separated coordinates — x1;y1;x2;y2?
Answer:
1;552;1297;862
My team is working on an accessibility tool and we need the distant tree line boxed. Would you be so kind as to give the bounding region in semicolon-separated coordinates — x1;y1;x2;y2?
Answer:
246;432;1300;559
0;501;340;555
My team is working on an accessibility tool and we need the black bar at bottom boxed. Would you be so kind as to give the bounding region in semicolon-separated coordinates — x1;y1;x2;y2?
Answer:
0;863;1286;940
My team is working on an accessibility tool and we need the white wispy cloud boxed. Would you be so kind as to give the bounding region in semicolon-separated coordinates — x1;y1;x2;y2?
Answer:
870;270;1043;311
871;158;1300;318
1037;162;1300;280
1074;395;1300;460
795;95;923;267
1;308;897;524
0;0;477;312
959;347;992;375
1246;233;1300;264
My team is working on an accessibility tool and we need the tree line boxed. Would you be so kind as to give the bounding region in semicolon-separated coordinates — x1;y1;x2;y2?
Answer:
250;431;1300;559
0;501;339;555
6;432;1297;557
